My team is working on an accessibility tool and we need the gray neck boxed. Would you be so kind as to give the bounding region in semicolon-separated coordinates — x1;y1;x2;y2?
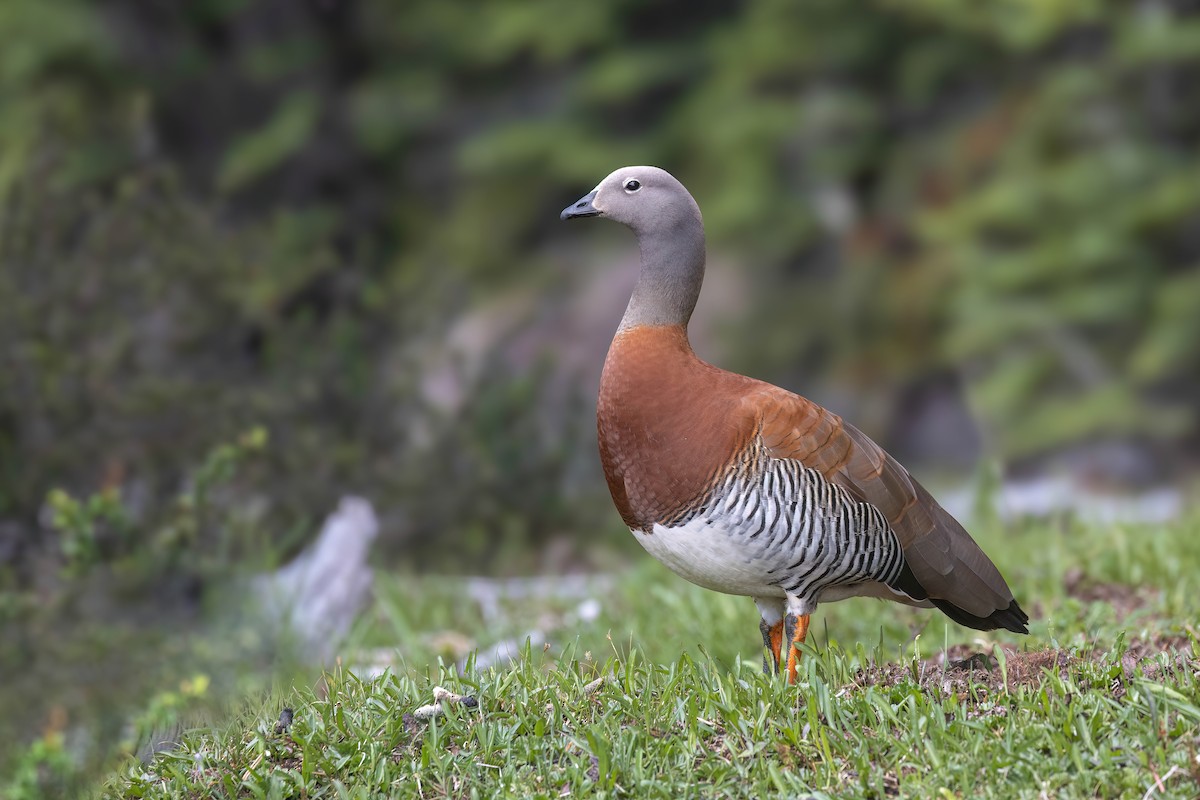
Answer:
618;217;706;331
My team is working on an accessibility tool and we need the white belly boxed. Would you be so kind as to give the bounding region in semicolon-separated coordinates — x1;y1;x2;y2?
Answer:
633;518;785;599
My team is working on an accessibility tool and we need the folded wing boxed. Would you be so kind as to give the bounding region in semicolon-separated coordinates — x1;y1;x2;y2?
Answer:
748;387;1029;633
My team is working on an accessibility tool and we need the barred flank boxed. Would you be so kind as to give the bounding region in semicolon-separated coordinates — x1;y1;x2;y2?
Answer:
680;441;907;603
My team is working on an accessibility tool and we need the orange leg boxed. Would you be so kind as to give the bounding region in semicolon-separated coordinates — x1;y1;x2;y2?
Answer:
784;613;811;685
759;618;785;675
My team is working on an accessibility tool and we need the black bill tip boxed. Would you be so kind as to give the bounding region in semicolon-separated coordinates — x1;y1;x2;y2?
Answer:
560;190;600;221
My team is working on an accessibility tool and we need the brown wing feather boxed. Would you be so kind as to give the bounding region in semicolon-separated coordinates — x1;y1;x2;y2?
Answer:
749;386;1018;620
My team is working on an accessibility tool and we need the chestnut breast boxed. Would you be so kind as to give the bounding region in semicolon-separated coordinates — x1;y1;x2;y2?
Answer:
597;325;757;531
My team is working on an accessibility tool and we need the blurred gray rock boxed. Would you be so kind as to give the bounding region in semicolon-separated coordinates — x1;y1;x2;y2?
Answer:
254;496;378;661
938;475;1182;526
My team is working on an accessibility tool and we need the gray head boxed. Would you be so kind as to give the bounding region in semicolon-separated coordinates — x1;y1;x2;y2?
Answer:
561;166;706;330
560;166;703;236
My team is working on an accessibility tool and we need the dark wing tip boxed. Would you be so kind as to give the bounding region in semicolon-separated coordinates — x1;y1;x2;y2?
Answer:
932;597;1030;634
888;561;1030;634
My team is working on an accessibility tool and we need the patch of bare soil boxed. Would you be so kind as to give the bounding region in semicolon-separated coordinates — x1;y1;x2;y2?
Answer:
852;632;1196;706
1063;568;1160;621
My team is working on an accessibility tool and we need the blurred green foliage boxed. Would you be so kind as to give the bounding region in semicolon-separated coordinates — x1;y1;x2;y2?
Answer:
4;730;76;800
44;427;267;579
2;0;1199;581
0;429;295;792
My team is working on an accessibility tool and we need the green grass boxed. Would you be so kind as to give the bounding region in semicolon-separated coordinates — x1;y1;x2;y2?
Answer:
101;513;1200;799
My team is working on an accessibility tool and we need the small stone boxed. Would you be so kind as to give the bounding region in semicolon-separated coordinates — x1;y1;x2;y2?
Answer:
412;704;443;721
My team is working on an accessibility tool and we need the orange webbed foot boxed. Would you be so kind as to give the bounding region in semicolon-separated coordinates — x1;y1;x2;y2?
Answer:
783;613;811;685
759;617;785;675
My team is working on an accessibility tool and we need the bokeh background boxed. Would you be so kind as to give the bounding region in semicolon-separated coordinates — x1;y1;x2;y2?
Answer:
2;0;1199;790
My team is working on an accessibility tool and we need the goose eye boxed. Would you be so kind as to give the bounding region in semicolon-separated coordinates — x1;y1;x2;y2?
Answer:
623;179;641;193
